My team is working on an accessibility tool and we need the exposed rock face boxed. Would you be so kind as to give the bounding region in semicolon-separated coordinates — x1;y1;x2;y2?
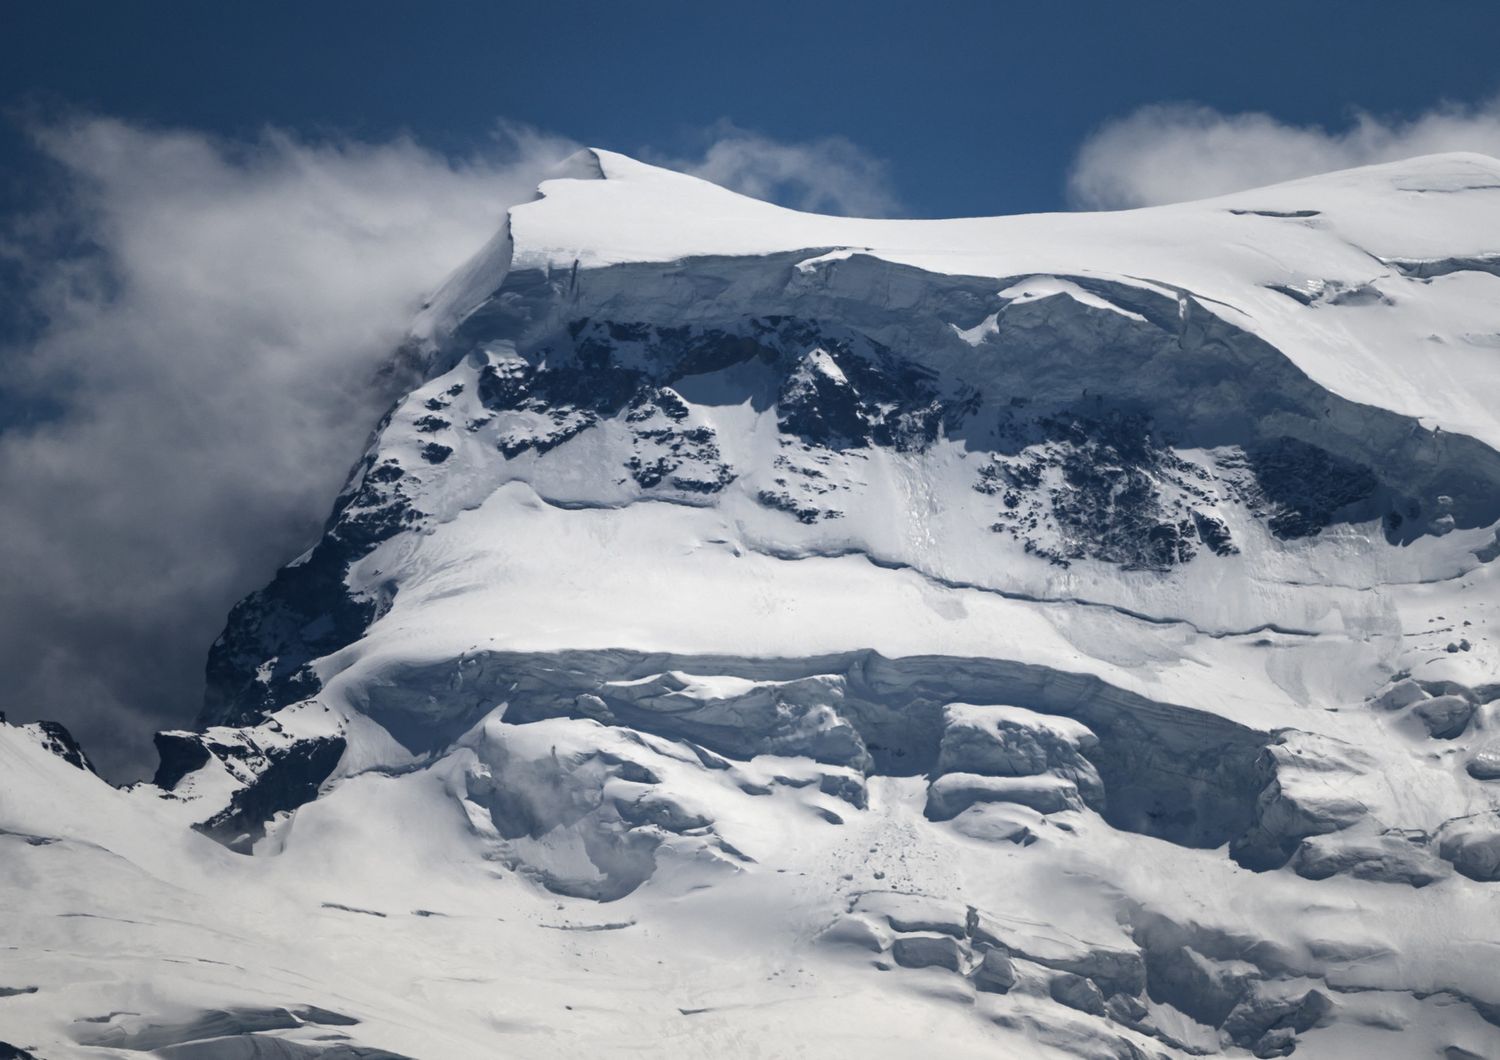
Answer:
151;712;351;852
978;407;1235;569
1221;985;1333;1058
202;244;1500;728
0;713;95;773
196;736;347;852
11;153;1500;1057
971;947;1017;994
25;721;95;774
891;934;964;972
1468;742;1500;781
1051;972;1109;1016
1246;436;1380;540
1373;678;1430;711
1438;816;1500;881
203;536;385;728
1412;694;1475;739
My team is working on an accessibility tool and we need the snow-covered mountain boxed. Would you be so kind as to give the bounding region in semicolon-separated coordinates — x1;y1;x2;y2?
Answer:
6;150;1500;1059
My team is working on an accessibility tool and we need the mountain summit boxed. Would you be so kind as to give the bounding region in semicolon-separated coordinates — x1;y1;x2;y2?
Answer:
5;152;1500;1059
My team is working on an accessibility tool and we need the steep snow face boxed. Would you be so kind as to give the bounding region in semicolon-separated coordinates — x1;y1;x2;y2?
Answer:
7;153;1500;1059
427;149;1500;451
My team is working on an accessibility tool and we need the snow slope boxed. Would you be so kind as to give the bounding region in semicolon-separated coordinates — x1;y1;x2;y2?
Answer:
424;148;1500;451
5;151;1500;1060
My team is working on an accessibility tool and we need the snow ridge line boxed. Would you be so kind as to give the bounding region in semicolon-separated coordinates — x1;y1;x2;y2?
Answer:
744;541;1323;641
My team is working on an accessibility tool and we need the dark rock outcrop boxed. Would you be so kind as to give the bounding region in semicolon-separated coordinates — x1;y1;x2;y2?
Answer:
971;948;1017;994
1050;972;1108;1016
153;728;347;854
891;934;963;972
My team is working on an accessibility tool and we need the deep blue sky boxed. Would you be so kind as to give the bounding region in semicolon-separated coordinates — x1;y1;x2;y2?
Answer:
5;0;1500;217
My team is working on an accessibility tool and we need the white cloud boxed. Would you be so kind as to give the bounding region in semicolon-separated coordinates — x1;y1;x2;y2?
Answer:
0;115;899;779
0;116;580;777
655;121;899;217
1068;98;1500;209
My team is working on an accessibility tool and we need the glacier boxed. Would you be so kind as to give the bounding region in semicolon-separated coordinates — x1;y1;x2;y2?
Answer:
4;149;1500;1059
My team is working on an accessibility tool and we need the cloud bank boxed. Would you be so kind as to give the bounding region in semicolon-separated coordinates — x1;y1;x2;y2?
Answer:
657;121;899;217
1069;97;1500;209
0;116;899;779
0;117;579;778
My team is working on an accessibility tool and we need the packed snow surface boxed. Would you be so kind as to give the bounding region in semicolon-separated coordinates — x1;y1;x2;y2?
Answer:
450;148;1500;450
5;150;1500;1059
